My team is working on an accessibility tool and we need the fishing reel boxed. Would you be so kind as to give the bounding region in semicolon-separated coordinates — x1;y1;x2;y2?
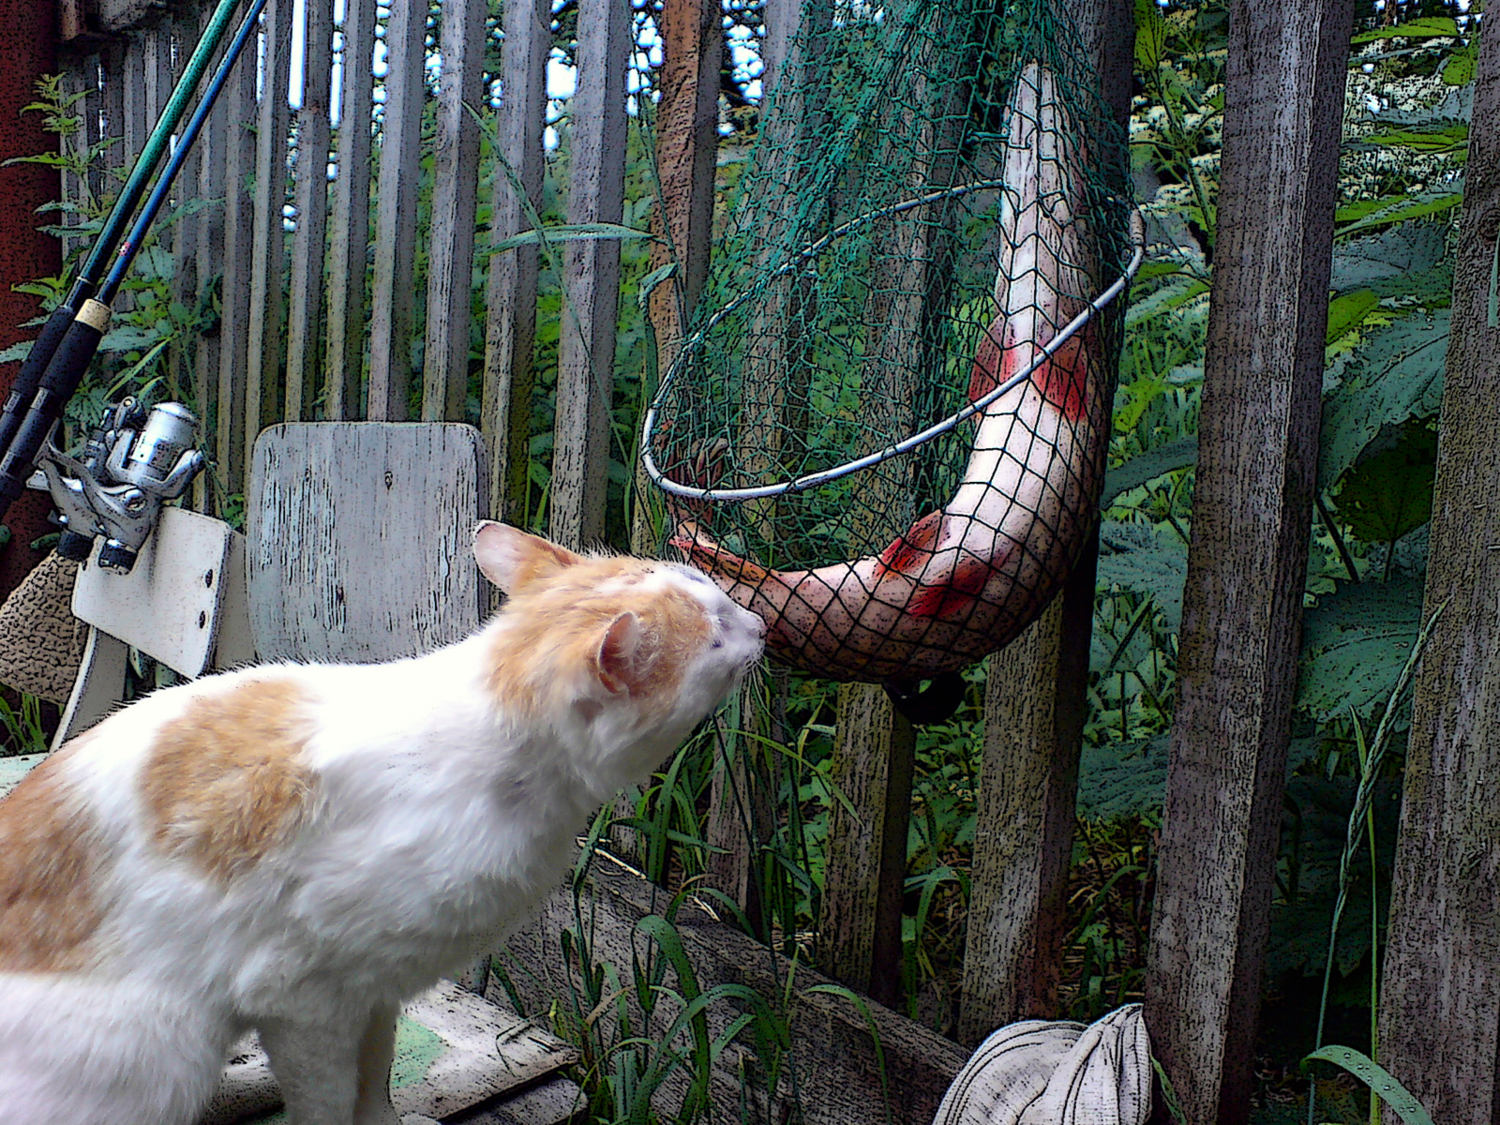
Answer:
31;398;206;573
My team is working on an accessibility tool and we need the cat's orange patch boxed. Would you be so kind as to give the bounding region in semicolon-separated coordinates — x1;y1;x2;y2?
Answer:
0;737;108;972
487;559;711;722
144;678;317;883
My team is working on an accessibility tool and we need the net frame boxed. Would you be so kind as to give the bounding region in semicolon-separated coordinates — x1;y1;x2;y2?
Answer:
644;0;1136;685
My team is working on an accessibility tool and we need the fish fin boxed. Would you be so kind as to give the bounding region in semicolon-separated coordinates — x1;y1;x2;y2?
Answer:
877;509;945;577
669;521;773;587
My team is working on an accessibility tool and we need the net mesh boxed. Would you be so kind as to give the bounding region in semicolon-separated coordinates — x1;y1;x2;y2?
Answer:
644;0;1134;685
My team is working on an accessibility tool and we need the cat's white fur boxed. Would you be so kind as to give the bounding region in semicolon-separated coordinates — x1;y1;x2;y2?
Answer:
0;522;765;1125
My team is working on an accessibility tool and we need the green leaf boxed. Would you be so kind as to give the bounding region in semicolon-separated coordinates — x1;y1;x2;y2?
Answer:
1096;521;1189;632
1333;422;1436;545
1296;578;1423;721
1330;223;1449;301
1134;0;1168;72
0;340;32;364
489;222;657;255
1442;43;1476;86
1359;122;1467;156
1319;310;1448;492
1303;1046;1436;1125
1102;438;1198;507
1325;289;1381;350
1350;16;1459;44
1335;188;1464;239
1076;735;1168;820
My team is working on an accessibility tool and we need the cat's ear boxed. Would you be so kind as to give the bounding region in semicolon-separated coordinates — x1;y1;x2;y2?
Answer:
596;612;647;696
473;521;583;593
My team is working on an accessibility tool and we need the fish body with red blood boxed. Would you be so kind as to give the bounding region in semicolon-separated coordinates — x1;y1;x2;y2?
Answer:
671;62;1111;683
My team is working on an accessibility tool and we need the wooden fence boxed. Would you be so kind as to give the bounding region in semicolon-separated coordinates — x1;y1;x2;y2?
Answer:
32;0;1500;1122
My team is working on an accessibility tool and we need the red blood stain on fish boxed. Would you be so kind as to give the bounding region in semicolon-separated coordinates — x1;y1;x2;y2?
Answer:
906;554;994;618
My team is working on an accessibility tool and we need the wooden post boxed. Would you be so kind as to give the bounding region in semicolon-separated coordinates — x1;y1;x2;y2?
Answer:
549;0;628;549
957;0;1132;1047
284;0;334;422
1143;3;1351;1122
241;0;294;487
366;0;426;421
480;0;548;526
819;686;914;1006
960;552;1097;1040
324;0;376;421
192;1;228;508
421;0;487;422
1377;13;1500;1122
214;14;259;503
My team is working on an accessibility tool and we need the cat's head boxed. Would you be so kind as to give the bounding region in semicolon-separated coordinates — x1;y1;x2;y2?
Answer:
473;523;765;778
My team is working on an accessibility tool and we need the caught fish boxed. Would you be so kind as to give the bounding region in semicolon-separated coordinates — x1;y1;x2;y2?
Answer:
672;62;1111;683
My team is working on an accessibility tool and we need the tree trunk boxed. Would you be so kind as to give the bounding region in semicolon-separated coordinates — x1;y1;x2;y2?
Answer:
1143;4;1352;1122
1377;11;1500;1123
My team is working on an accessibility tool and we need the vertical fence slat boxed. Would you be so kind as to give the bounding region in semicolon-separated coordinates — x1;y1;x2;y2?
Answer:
366;0;427;421
1142;2;1352;1120
58;61;93;264
420;0;486;422
242;0;295;486
956;0;1133;1045
324;0;376;421
1377;13;1500;1121
285;0;334;422
214;15;259;502
481;0;547;525
192;0;228;509
549;0;629;549
819;688;915;1005
168;14;197;404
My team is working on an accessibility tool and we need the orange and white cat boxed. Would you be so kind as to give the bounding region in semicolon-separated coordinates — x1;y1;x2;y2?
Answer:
0;522;765;1125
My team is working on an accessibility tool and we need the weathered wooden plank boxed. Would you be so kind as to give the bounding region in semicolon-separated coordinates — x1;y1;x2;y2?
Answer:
365;0;426;421
119;32;147;166
1377;13;1500;1122
242;0;294;487
496;861;969;1125
549;0;629;549
192;0;228;511
247;423;485;663
323;0;376;421
420;0;486;422
70;506;234;679
203;979;579;1125
283;0;334;422
214;13;260;503
480;0;548;526
169;10;200;404
959;555;1096;1043
958;0;1133;1047
58;60;94;262
819;685;915;1007
1142;4;1352;1122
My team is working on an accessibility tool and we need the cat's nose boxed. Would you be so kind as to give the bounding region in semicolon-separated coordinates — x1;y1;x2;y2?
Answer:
745;608;767;639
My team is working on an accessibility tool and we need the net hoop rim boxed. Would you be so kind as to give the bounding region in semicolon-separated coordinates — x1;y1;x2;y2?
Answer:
641;208;1146;504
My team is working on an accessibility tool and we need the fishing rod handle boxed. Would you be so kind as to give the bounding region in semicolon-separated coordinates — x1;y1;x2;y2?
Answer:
0;300;110;520
0;303;77;460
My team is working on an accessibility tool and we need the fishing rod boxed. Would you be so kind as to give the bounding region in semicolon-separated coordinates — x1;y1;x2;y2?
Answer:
0;0;261;526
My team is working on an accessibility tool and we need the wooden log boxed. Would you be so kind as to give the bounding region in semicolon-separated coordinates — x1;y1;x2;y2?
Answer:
420;0;486;422
213;14;260;503
168;11;199;405
242;0;294;486
480;0;548;526
548;0;628;549
284;0;335;422
365;0;426;421
957;0;1132;1048
495;861;969;1125
323;0;376;421
1377;13;1500;1122
1142;4;1352;1122
960;552;1097;1043
819;684;915;1008
192;0;229;508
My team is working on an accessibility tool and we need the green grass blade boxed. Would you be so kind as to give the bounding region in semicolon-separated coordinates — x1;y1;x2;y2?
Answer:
1304;1046;1435;1125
